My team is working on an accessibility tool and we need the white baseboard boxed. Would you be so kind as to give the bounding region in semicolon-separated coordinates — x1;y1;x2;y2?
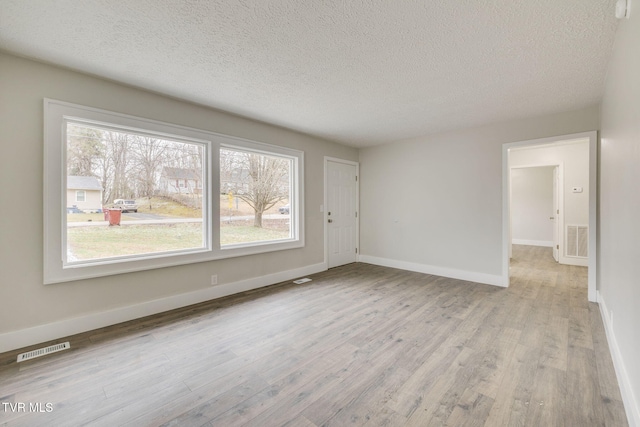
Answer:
358;255;506;288
0;262;327;354
559;255;589;267
512;239;554;247
598;291;639;427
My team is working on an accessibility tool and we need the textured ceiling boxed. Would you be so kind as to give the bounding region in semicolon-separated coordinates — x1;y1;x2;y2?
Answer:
0;0;618;147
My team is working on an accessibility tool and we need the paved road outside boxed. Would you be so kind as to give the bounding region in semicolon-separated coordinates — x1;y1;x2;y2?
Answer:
68;213;289;227
123;212;165;220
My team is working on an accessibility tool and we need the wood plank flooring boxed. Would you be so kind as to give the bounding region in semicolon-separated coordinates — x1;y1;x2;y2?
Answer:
0;245;628;426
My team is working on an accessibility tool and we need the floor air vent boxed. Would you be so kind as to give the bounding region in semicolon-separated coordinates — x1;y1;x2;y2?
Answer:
293;278;312;284
17;342;70;362
566;225;588;258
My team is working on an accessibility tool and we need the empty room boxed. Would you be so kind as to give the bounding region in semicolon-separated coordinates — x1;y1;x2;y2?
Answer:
0;1;638;426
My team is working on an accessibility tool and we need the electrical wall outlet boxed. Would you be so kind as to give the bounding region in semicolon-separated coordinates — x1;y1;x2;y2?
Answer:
211;274;218;285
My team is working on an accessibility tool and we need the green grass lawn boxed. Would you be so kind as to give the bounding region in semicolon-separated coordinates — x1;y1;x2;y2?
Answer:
67;223;203;260
67;223;290;261
137;197;201;218
220;225;290;246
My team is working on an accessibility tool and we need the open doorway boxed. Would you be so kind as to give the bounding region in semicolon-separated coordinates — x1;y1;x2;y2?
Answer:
502;131;597;302
510;165;559;259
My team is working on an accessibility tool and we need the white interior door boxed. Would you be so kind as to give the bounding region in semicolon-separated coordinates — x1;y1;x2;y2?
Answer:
327;160;357;268
552;166;559;262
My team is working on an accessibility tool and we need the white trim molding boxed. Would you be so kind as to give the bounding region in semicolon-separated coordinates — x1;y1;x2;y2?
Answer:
359;255;505;288
598;292;640;427
512;239;554;247
0;262;327;353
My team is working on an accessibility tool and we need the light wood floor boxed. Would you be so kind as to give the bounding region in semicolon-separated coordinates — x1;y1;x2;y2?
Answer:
0;246;628;426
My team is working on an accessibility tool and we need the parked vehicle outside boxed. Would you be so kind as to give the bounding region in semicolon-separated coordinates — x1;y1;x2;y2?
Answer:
111;199;138;213
279;205;290;214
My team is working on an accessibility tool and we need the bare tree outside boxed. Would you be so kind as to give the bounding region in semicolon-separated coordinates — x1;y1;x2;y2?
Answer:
133;136;168;200
67;125;103;177
66;122;203;205
220;148;290;228
103;130;133;202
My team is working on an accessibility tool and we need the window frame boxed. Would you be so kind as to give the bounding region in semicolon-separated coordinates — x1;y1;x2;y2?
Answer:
44;99;304;284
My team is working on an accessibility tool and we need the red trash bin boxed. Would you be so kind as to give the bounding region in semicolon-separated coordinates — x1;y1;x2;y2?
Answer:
107;208;121;226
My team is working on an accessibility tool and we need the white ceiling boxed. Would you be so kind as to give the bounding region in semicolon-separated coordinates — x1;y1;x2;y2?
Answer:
0;1;619;147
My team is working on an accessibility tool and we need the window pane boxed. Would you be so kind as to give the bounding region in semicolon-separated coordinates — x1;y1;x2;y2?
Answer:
220;148;292;246
65;122;206;263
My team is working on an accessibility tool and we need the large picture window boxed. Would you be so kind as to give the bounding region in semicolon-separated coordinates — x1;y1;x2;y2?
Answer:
65;121;207;264
44;100;303;283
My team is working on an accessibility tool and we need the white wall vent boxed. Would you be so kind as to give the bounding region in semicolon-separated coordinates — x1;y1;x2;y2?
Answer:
17;342;70;362
566;225;588;258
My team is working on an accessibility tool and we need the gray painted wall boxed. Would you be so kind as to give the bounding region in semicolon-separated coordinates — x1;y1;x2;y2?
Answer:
510;166;554;246
359;106;599;281
600;7;640;425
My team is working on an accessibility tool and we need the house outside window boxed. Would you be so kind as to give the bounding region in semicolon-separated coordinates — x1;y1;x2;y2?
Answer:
75;190;86;202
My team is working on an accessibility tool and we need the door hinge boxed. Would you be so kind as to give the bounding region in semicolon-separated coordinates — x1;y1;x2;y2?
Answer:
355;212;358;218
356;248;358;253
355;176;358;181
557;209;559;214
557;245;559;249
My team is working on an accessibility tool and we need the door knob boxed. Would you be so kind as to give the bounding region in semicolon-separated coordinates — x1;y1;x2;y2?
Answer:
328;219;333;223
550;216;555;220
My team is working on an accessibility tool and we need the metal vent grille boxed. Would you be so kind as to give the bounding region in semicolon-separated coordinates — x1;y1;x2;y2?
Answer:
566;225;588;258
293;278;312;284
577;227;588;257
17;342;70;362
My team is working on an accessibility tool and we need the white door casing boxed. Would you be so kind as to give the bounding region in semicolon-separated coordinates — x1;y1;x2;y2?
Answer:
552;166;559;262
502;131;597;302
325;158;358;268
